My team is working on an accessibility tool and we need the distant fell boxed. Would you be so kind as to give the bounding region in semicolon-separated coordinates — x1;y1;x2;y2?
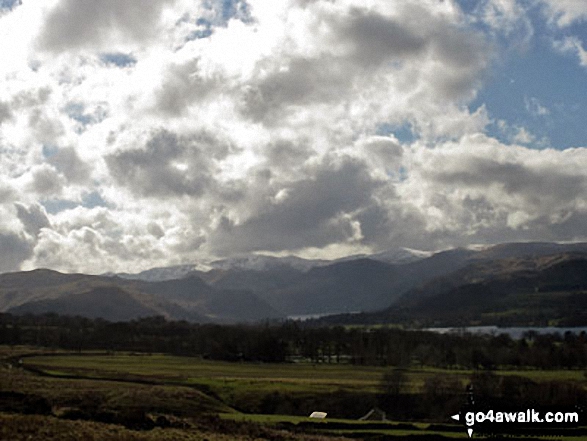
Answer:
331;252;587;327
4;241;587;324
0;269;277;323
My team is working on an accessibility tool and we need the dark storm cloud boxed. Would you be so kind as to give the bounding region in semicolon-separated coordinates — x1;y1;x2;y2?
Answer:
105;130;217;198
37;0;176;52
209;156;383;254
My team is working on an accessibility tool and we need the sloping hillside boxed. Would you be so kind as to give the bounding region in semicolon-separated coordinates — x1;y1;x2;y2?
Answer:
4;242;587;323
8;286;174;322
0;270;277;323
205;258;404;315
369;253;587;326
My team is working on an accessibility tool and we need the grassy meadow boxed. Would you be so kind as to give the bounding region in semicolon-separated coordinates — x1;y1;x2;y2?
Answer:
2;347;587;439
21;352;587;394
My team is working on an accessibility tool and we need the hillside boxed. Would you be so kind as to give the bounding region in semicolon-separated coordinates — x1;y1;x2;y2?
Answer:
8;286;179;322
0;270;277;323
135;275;280;322
203;258;407;315
3;242;587;324
356;253;587;327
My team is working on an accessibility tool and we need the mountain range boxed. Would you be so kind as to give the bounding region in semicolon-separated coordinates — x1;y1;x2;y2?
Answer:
351;251;587;327
2;242;587;325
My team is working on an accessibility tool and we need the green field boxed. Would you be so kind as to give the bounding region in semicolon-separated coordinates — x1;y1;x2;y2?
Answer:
22;352;587;393
2;348;587;440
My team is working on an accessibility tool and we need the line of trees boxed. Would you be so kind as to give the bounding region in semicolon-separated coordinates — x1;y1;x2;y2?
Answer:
378;368;587;422
2;313;587;369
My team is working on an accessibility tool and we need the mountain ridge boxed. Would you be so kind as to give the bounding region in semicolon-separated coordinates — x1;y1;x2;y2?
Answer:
4;242;587;324
317;252;587;327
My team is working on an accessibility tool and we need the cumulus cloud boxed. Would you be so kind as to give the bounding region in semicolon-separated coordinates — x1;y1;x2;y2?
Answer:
0;0;583;274
105;130;223;198
237;1;490;130
154;59;223;116
208;155;383;254
47;146;92;184
334;7;429;65
28;165;65;197
37;0;177;52
408;135;587;244
15;203;51;237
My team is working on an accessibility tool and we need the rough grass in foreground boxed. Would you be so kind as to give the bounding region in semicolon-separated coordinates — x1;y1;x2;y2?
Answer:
0;412;351;441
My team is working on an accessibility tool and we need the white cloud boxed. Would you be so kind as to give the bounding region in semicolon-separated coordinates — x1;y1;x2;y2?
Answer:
512;126;535;145
405;135;587;245
0;0;584;274
540;0;587;27
554;36;587;67
36;0;178;53
480;0;533;45
524;96;551;116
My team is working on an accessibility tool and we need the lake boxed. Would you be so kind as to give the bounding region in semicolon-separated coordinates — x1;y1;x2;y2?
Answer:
425;326;587;339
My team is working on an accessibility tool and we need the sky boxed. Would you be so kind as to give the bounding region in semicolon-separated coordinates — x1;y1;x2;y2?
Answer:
0;0;586;274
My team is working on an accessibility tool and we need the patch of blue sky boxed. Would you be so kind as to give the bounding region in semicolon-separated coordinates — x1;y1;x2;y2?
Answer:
454;0;480;16
215;0;252;24
468;3;587;150
472;37;587;149
187;0;252;41
64;102;94;126
563;21;587;44
82;191;108;209
189;28;213;40
376;122;419;144
63;102;107;129
42;199;78;215
0;0;21;11
99;52;137;68
42;144;59;159
42;193;108;215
